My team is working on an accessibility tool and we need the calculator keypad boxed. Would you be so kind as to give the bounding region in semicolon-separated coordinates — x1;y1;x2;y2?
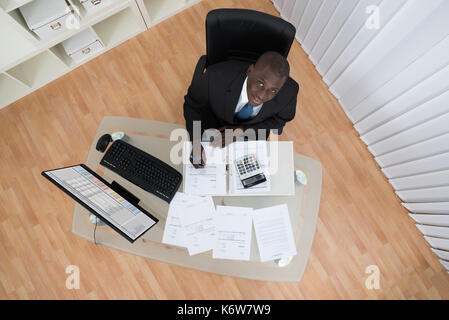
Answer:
236;154;262;179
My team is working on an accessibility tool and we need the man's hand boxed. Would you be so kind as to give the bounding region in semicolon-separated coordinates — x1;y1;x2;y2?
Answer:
210;125;245;148
190;142;206;168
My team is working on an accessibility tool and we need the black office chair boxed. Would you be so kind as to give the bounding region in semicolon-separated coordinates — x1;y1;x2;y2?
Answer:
192;8;296;80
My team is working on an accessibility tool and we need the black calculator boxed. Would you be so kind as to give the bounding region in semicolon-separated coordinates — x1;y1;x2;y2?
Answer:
235;154;267;188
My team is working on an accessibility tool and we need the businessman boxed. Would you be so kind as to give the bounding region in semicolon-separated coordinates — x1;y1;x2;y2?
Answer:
183;51;299;168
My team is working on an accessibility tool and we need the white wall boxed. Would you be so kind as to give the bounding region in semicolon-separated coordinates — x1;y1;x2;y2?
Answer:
273;0;449;272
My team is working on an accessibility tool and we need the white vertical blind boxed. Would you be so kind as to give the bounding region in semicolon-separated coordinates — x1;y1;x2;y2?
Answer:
350;34;449;124
403;202;449;214
309;0;359;65
432;248;449;261
279;0;296;21
296;0;324;42
289;0;309;31
301;0;339;55
390;170;449;191
416;225;449;239
440;259;449;272
425;237;449;251
409;214;449;227
273;0;285;11
274;0;449;270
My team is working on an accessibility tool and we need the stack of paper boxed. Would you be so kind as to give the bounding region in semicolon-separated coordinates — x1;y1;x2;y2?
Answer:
183;142;227;195
162;192;216;255
162;193;297;262
183;140;272;195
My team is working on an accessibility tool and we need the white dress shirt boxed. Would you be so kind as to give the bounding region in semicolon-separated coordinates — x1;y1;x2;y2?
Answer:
234;77;263;118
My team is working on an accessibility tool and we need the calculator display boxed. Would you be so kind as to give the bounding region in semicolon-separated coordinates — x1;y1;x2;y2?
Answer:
242;173;267;188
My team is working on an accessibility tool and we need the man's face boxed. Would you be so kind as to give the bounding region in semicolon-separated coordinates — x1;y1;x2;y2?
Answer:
246;64;287;106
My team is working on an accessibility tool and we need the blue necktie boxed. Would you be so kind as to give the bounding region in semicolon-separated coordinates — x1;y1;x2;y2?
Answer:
235;102;254;120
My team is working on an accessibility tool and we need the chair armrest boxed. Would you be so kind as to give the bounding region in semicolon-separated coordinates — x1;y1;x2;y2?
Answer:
192;55;207;82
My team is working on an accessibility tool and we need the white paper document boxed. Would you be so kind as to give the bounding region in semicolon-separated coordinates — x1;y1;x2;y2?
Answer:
162;192;205;248
213;206;253;261
184;142;227;195
181;195;217;255
253;204;297;262
229;141;271;194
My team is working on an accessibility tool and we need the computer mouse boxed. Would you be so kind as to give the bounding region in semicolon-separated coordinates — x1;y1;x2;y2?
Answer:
96;134;112;152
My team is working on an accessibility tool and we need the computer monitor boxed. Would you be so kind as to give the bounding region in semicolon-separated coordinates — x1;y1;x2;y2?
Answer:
42;164;158;243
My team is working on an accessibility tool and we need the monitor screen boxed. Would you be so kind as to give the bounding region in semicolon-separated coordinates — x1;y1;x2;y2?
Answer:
42;164;158;243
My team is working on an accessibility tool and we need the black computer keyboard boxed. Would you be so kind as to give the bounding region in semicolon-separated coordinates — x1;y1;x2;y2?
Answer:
100;139;182;203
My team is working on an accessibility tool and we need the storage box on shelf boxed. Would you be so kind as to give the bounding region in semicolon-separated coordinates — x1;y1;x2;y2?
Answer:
61;27;104;63
49;27;104;67
67;0;118;18
80;0;112;13
19;0;78;40
9;0;129;46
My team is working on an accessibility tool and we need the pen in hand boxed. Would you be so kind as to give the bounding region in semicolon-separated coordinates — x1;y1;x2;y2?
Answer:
191;141;206;168
191;155;205;167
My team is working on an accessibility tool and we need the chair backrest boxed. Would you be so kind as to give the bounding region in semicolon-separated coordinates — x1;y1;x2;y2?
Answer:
205;8;296;67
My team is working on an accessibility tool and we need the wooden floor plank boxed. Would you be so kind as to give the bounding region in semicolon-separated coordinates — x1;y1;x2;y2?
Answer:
0;0;448;299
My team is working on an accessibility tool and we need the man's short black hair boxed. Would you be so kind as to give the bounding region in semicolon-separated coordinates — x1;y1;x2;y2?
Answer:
255;51;290;80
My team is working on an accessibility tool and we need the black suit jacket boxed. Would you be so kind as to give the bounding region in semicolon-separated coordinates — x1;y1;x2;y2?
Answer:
183;60;299;140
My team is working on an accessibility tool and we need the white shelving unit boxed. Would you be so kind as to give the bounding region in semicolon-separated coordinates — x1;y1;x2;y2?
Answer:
136;0;201;27
1;0;201;109
7;50;68;87
92;5;142;47
0;0;33;12
0;73;31;107
0;12;37;72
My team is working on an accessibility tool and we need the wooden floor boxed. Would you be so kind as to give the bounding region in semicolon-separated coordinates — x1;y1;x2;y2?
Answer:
1;0;448;299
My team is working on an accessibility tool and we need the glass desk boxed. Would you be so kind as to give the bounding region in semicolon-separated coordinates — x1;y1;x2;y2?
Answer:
72;116;322;282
